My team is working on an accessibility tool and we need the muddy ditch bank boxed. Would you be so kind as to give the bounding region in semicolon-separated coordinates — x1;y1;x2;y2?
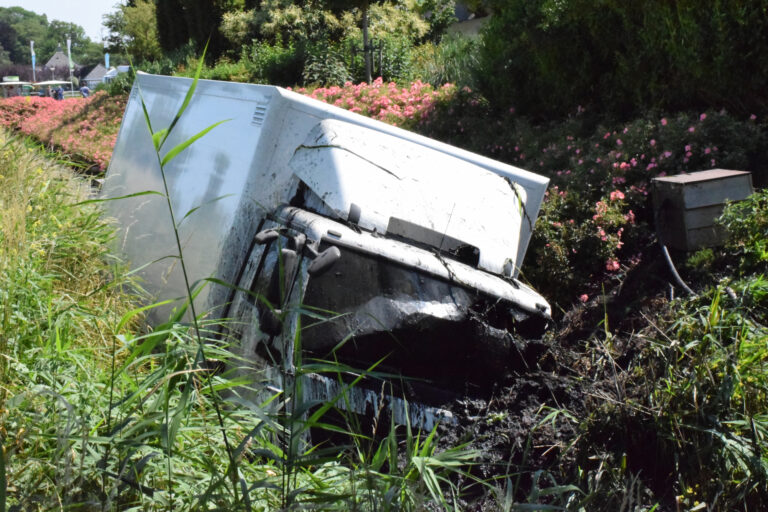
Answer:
431;250;685;510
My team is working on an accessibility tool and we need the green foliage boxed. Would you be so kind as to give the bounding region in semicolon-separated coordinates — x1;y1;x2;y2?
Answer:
719;189;768;276
477;0;768;120
0;131;138;509
0;7;47;64
254;0;350;45
644;286;768;508
302;43;351;86
219;9;256;47
411;33;480;88
686;247;716;275
414;0;457;41
0;42;10;67
102;0;162;63
343;32;417;83
247;40;304;85
155;0;230;59
95;68;136;96
0;6;103;67
214;0;435;86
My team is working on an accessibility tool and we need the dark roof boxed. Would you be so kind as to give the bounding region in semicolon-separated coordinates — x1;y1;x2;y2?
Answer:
44;51;79;69
84;63;107;81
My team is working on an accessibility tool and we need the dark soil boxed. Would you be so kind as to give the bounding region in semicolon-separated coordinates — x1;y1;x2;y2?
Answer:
436;248;687;510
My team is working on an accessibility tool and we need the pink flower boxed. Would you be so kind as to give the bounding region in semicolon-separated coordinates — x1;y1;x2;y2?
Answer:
579;294;589;303
750;114;757;121
650;139;656;146
700;113;707;121
661;118;667;126
610;190;625;201
688;126;695;133
606;259;620;272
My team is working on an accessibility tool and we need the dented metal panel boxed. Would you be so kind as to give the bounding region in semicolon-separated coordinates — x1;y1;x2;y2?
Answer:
104;74;548;322
290;120;527;276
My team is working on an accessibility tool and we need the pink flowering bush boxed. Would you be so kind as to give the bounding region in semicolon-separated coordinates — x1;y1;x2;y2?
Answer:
292;77;456;128
416;89;768;307
0;92;125;171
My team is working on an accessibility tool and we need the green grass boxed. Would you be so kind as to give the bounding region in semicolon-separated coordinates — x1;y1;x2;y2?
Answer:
0;126;482;510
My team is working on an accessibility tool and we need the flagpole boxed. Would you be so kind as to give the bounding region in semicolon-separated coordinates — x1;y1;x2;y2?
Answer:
30;41;36;82
66;36;74;92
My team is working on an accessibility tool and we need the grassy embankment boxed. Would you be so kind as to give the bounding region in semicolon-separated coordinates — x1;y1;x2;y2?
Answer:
0;121;479;509
1;81;768;510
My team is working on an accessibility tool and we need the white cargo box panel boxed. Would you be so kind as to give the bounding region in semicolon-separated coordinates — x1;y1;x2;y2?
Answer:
652;169;753;251
103;74;549;321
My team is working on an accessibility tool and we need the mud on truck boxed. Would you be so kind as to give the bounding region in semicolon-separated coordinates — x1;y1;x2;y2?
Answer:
103;74;552;428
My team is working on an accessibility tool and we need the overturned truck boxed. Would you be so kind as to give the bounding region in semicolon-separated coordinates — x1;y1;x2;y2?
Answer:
103;74;551;427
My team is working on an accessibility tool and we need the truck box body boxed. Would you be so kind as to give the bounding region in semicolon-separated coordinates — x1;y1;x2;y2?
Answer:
103;74;551;424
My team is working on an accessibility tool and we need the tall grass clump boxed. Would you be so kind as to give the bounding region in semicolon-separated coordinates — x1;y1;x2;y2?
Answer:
411;33;481;90
0;130;139;508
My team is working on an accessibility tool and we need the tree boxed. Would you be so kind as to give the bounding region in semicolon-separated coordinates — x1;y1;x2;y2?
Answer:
0;7;47;64
103;8;128;55
103;0;162;62
0;42;10;67
155;0;230;59
155;0;190;52
0;6;101;66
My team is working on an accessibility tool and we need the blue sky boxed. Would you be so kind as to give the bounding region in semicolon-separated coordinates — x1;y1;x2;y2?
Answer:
0;0;119;42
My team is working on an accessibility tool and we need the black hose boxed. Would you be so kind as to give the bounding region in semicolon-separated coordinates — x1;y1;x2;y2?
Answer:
659;241;696;297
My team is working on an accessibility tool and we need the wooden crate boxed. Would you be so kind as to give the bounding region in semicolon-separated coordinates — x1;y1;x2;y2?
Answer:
652;169;753;251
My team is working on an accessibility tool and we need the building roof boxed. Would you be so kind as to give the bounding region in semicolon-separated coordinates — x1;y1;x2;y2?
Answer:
84;63;107;81
44;50;79;69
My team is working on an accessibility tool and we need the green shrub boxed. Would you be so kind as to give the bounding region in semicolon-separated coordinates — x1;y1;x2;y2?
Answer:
719;189;768;276
95;69;135;96
247;39;303;85
411;33;480;88
343;32;418;84
302;42;351;86
477;0;768;120
203;58;252;82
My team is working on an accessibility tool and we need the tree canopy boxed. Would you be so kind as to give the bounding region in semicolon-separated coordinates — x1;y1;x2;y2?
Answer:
0;6;102;66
